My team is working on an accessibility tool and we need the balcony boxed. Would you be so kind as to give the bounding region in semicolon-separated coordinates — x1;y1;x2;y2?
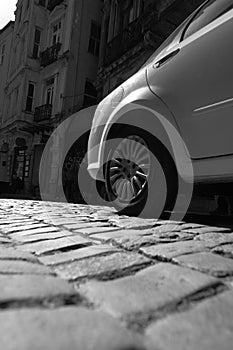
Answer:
34;104;52;122
47;0;64;11
40;42;61;67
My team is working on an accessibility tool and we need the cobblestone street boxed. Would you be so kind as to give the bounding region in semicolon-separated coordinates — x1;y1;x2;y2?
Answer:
0;199;233;349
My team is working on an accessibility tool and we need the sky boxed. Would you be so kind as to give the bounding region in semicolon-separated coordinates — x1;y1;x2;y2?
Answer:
0;0;17;30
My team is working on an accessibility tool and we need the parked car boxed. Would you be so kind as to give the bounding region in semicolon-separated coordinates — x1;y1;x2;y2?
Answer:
87;0;233;217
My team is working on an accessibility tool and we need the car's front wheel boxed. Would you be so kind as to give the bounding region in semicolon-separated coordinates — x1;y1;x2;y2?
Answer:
104;127;178;218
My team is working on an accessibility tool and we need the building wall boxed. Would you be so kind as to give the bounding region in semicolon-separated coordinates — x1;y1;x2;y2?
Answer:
0;22;14;183
0;0;76;195
0;0;103;198
63;0;102;116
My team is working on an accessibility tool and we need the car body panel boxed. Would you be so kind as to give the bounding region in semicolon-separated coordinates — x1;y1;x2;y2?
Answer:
147;9;233;159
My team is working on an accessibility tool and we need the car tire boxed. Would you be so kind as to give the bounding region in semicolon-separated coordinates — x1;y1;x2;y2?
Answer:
104;126;178;218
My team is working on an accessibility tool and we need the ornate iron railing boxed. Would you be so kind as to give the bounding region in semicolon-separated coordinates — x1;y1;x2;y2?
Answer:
34;104;52;122
40;42;61;67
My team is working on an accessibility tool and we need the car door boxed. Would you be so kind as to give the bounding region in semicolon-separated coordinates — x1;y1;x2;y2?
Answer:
147;0;233;159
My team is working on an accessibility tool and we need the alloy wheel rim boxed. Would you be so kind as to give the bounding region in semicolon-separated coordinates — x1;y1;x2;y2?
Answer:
108;135;151;203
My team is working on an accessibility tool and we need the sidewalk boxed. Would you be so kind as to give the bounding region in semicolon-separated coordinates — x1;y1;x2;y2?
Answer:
0;199;233;350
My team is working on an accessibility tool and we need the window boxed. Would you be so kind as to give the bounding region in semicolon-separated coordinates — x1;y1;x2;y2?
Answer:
45;77;55;105
183;0;233;40
109;0;144;40
33;28;41;58
83;80;97;107
25;82;35;112
0;44;5;64
52;21;62;45
88;21;101;56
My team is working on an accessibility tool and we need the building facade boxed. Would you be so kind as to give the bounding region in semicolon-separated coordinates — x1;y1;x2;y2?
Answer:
0;0;102;197
96;0;204;98
0;21;14;191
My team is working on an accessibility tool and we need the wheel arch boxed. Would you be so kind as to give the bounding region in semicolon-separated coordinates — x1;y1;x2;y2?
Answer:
98;91;193;183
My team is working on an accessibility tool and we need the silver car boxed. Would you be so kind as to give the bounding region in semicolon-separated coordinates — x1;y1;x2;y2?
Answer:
87;0;233;217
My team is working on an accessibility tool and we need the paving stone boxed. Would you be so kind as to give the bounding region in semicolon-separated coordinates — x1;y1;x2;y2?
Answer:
76;226;121;236
146;224;184;233
0;247;38;262
140;240;217;259
9;226;60;237
0;220;36;228
42;218;81;225
112;231;192;250
39;244;121;266
174;252;233;277
109;218;159;230
63;222;111;230
20;236;92;255
0;237;11;244
0;275;75;302
1;223;49;233
79;263;219;318
146;290;233;350
195;232;233;245
0;260;52;275
0;307;145;350
12;231;76;243
54;251;150;281
91;229;154;243
179;223;205;229
183;226;231;235
212;244;233;257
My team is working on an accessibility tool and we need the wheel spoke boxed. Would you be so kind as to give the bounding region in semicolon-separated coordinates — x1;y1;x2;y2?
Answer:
136;170;147;180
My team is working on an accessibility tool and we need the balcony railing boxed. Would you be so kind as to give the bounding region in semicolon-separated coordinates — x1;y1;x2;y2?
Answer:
34;104;52;122
47;0;64;11
40;42;61;67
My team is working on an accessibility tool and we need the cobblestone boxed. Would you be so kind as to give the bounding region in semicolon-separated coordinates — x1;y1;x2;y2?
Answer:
79;263;219;318
0;247;39;262
212;244;233;257
0;260;52;275
9;226;60;236
0;307;145;350
0;198;233;350
20;236;92;255
0;275;75;303
11;230;79;243
54;251;150;281
0;223;50;234
140;240;217;260
146;290;233;350
195;232;233;244
174;252;233;277
39;244;121;266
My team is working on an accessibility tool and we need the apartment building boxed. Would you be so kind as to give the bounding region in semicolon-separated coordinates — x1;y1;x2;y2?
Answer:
96;0;204;98
0;21;14;190
0;0;102;197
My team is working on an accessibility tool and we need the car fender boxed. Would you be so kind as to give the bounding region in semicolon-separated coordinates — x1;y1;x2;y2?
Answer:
96;87;193;183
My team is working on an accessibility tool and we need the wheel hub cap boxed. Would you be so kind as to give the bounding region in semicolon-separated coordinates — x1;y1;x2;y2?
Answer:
108;135;151;203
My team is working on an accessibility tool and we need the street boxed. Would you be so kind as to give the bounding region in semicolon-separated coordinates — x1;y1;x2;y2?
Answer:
0;198;233;350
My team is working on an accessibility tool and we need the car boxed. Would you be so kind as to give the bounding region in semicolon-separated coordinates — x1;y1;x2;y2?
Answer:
87;0;233;218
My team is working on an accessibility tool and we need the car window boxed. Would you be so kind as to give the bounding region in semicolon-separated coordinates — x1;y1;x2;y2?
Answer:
182;0;233;40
